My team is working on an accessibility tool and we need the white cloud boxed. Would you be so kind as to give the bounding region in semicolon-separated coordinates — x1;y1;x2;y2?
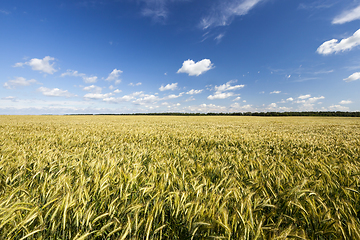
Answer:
215;33;225;42
14;56;57;74
105;69;123;82
114;89;122;93
1;96;16;101
177;59;214;76
233;96;241;101
328;105;350;111
286;97;294;102
332;5;360;24
229;102;253;112
159;82;178;91
185;103;227;113
186;89;203;95
317;28;360;55
200;0;263;29
208;80;244;100
3;77;39;89
308;96;325;103
83;85;102;94
103;91;143;103
38;87;76;98
343;72;360;82
84;93;114;100
61;70;98;83
339;100;352;104
270;90;281;94
129;82;142;86
269;103;277;108
163;92;184;100
298;94;311;99
208;92;235;100
83;76;98;83
214;80;245;92
185;96;196;102
132;94;160;105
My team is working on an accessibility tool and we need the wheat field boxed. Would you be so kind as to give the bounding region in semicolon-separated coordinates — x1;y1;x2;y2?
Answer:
0;115;359;239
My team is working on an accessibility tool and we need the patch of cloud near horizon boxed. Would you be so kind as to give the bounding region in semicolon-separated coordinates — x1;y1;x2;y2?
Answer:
14;56;57;74
3;77;40;89
332;5;360;24
339;100;352;104
159;83;178;91
103;91;143;103
38;87;76;98
317;28;360;55
208;80;244;100
200;0;263;29
343;72;360;82
61;70;98;83
177;59;214;76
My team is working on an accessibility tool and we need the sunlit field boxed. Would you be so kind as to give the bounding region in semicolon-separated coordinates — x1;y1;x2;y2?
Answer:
0;116;360;239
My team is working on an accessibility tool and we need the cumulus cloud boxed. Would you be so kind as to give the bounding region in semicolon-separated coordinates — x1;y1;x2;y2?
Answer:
132;94;161;105
339;100;352;104
61;70;98;83
286;97;294;101
214;80;245;92
83;85;102;94
208;80;244;100
84;93;114;100
185;103;227;113
200;0;263;29
105;69;123;84
229;102;253;112
186;89;203;95
114;89;122;93
14;56;57;74
177;59;214;76
38;87;76;97
328;105;350;111
3;77;40;89
159;82;178;91
208;92;235;100
298;94;311;99
317;29;360;55
332;5;360;24
270;90;281;94
103;91;143;103
163;92;184;100
343;72;360;82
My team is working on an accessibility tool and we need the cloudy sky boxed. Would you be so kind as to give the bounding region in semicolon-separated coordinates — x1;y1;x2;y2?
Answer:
1;0;360;114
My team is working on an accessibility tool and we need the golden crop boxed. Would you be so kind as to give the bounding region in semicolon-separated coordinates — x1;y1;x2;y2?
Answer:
0;116;359;239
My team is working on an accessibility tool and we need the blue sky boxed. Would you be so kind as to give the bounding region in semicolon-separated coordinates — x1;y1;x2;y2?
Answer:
1;0;360;114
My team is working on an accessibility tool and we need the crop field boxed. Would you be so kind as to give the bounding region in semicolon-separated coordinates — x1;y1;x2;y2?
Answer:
0;115;360;239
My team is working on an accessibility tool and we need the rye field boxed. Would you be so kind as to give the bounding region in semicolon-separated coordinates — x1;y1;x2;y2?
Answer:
0;115;360;240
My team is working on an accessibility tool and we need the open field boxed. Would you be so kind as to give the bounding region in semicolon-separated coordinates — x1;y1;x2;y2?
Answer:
0;116;360;239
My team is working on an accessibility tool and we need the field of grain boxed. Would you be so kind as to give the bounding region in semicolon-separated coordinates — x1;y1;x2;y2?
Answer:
0;116;360;239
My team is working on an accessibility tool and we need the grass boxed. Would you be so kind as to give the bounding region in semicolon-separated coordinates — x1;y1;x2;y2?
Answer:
0;115;360;239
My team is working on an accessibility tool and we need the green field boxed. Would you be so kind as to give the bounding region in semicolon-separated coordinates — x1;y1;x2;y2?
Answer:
1;116;360;239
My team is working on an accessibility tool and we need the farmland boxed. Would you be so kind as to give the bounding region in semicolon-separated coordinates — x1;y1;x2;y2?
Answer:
0;115;360;239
